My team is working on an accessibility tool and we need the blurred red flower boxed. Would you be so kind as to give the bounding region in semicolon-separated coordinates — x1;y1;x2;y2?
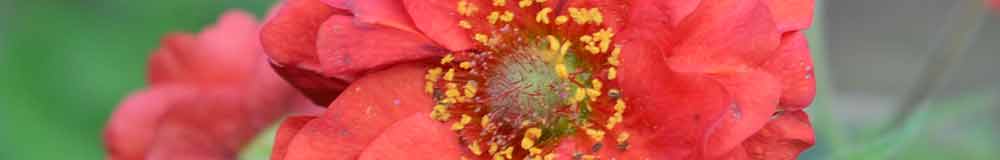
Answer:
261;0;817;159
104;10;316;160
990;0;1000;11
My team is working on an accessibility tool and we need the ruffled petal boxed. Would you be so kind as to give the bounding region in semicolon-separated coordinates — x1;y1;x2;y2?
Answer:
618;13;783;158
666;0;781;74
317;15;444;81
262;0;353;105
272;115;318;160
620;0;700;33
348;0;420;33
279;64;433;160
761;32;815;111
761;0;814;32
727;111;815;160
261;0;347;72
358;114;465;160
402;0;476;51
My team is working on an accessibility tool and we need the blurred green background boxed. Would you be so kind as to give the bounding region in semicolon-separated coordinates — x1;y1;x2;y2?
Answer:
1;0;998;159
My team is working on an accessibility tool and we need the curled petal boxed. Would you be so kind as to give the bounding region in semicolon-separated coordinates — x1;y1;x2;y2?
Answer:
761;32;816;111
402;0;476;51
317;15;444;81
278;64;433;160
727;111;815;160
262;0;346;72
358;114;465;160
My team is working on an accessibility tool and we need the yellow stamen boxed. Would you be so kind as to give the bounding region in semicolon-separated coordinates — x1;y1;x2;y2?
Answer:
589;8;603;24
474;33;490;44
424;81;434;94
555;64;569;79
608;67;617;80
481;115;491;128
500;11;514;22
441;54;455;64
573;87;587;103
536;8;553;24
617;132;631;144
554;16;569;25
492;0;506;6
458;20;472;29
559;41;572;56
518;0;533;8
546;35;560;51
544;154;556;160
457;0;479;16
608;46;621;66
425;67;443;81
488;142;499;155
430;104;451;121
487;11;501;24
591;79;603;91
585;128;606;141
452;114;473;130
460;61;473;69
444;68;456;81
468;141;483;155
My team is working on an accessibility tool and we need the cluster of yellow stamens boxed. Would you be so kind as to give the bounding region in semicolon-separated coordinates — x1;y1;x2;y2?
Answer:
427;0;633;159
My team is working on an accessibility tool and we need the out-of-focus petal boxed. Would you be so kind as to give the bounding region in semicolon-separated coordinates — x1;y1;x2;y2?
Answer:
272;115;318;160
105;87;186;160
321;0;349;10
761;32;815;111
316;15;444;81
357;114;465;160
279;64;433;160
761;0;814;32
402;0;476;51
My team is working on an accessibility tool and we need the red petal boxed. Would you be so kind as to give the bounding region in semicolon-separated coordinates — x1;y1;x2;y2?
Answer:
348;0;420;33
665;0;781;74
270;62;349;106
402;0;476;51
728;111;815;160
261;0;346;72
321;0;349;9
620;0;700;33
761;32;815;111
279;64;434;160
317;15;444;81
617;13;783;158
357;114;464;160
272;115;318;160
148;33;196;85
761;0;814;32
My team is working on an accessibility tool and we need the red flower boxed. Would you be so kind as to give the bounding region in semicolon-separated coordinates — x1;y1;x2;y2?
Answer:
262;0;816;159
104;10;316;160
990;0;1000;11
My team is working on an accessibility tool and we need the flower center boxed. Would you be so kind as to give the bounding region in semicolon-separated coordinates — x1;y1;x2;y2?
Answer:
425;0;630;159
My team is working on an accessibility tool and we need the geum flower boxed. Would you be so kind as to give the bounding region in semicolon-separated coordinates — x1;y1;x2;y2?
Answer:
104;10;315;160
262;0;817;159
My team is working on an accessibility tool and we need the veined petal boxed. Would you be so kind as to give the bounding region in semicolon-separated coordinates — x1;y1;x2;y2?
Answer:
317;15;445;81
358;114;465;160
279;64;434;160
